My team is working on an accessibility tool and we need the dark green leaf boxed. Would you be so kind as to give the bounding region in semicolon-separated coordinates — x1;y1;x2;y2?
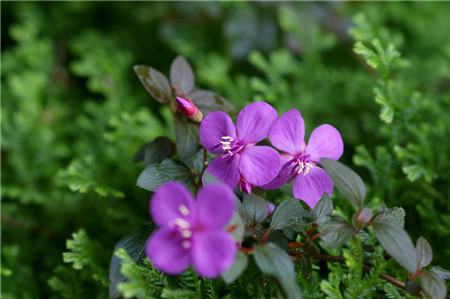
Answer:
416;236;433;269
136;159;193;191
419;272;447;299
239;194;268;225
109;225;154;299
134;137;175;165
319;216;354;247
189;89;234;114
221;252;248;284
372;216;417;274
134;65;172;104
170;56;195;95
271;199;309;231
321;158;366;208
254;243;302;299
312;194;333;225
174;117;199;159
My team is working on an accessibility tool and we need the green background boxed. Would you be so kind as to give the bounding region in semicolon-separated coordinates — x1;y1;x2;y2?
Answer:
2;2;450;298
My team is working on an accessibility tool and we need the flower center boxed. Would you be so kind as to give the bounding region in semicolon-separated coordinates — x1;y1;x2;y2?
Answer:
220;136;245;156
169;205;193;249
290;153;314;176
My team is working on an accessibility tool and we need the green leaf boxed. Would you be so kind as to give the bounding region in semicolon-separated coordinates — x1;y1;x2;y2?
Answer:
319;216;355;247
221;252;248;284
136;159;193;191
170;56;195;95
419;272;447;299
321;159;366;208
312;194;333;225
109;225;154;299
134;137;175;165
189;89;234;114
271;199;309;231
254;243;302;299
239;194;269;226
372;216;417;274
134;65;172;104
174;117;199;159
416;236;433;269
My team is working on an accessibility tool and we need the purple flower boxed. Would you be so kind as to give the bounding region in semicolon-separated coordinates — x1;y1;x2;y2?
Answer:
263;109;344;208
146;182;237;278
200;102;281;190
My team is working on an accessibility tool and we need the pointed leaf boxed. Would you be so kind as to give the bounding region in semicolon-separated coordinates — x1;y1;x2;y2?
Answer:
321;158;366;208
271;199;309;231
254;243;302;299
372;216;417;274
416;236;433;269
419;272;447;299
134;65;172;104
189;89;234;113
222;252;248;284
312;194;333;225
319;216;354;247
174;117;199;159
134;137;175;165
240;194;268;226
170;56;195;94
136;159;193;191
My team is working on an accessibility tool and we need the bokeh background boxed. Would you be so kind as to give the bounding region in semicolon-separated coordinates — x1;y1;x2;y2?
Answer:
2;2;450;298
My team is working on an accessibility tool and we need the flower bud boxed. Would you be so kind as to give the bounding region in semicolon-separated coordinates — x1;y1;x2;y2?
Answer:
176;96;203;122
267;202;276;215
356;208;373;225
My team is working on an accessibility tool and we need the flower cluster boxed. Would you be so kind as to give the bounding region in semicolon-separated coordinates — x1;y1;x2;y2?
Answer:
200;102;343;208
146;101;343;278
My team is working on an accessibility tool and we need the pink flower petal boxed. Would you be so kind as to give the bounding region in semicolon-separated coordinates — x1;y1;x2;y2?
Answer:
293;166;333;208
236;102;277;143
200;111;236;154
239;145;281;186
207;155;240;188
146;228;190;275
150;182;195;227
191;230;237;278
196;183;236;229
306;124;343;162
269;109;305;155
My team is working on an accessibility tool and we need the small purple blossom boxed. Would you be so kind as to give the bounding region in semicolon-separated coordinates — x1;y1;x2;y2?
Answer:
200;102;281;191
146;182;237;278
263;109;344;208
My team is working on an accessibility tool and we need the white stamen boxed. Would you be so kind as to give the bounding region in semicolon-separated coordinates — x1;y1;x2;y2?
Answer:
179;204;190;216
182;240;191;249
221;136;234;153
297;161;313;175
181;230;192;238
170;218;191;229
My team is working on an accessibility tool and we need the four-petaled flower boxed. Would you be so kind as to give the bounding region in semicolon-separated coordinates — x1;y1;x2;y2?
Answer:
200;102;281;191
263;109;343;208
146;182;237;277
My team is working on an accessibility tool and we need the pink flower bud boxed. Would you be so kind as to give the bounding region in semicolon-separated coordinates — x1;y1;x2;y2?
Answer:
176;96;203;122
267;202;276;215
357;208;373;225
238;176;252;194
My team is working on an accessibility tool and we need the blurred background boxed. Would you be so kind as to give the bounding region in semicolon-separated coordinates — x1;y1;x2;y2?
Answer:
2;2;450;298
